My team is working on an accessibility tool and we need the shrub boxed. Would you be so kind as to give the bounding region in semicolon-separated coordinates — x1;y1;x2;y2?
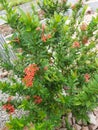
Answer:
0;0;98;129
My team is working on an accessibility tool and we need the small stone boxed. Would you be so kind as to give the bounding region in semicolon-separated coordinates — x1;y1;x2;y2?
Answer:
68;113;72;125
72;117;76;124
88;124;98;130
93;108;98;118
82;121;87;126
77;120;83;125
96;117;98;125
61;116;66;128
88;115;98;130
88;112;96;125
73;124;81;130
0;72;8;78
81;126;89;130
1;127;9;130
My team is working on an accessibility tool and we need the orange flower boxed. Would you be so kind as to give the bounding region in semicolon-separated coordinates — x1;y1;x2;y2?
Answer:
46;34;52;39
41;34;47;42
42;23;46;31
33;95;42;104
23;64;39;87
84;73;90;82
2;103;15;114
41;34;52;42
24;64;39;75
23;75;33;87
80;23;87;31
72;41;80;48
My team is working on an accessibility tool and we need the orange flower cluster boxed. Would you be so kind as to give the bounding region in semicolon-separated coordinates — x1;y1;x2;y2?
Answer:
41;24;51;42
2;104;15;114
33;95;42;104
23;64;39;87
42;23;46;31
36;23;52;42
72;41;80;48
41;34;51;42
84;73;90;82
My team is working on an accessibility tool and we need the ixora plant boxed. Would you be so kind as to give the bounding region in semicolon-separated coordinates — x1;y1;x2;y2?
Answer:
0;0;98;129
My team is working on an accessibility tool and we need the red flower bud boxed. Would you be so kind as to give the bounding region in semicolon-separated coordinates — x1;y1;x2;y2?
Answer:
33;95;42;104
80;23;87;31
84;73;90;82
72;41;80;48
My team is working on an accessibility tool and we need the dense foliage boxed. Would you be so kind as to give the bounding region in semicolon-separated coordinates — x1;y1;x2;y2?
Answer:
0;0;98;129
